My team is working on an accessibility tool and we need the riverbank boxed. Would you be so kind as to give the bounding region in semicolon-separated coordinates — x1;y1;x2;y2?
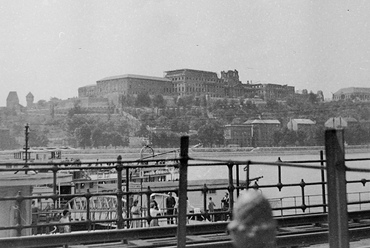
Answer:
0;144;368;162
59;144;370;160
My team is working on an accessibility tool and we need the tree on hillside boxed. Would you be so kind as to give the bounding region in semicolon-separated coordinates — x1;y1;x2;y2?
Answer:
177;95;194;108
75;123;92;148
28;129;49;147
36;100;48;108
149;132;179;148
67;101;87;118
64;116;92;136
91;127;104;147
0;131;19;150
119;94;136;107
155;116;169;127
136;124;149;137
153;94;166;108
308;92;318;104
189;117;207;131
115;121;131;138
102;131;127;147
197;120;224;147
138;112;156;125
135;92;151;107
170;118;189;133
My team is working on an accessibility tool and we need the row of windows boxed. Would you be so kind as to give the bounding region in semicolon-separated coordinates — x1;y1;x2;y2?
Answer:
171;76;218;82
333;94;370;100
81;80;294;100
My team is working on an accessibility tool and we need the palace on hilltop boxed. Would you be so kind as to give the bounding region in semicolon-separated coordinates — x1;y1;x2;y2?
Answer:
78;69;295;103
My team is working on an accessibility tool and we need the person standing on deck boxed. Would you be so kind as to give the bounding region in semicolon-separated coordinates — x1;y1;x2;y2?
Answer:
130;200;141;228
59;209;71;233
221;192;230;220
208;197;216;222
149;202;160;227
150;195;159;210
166;192;176;224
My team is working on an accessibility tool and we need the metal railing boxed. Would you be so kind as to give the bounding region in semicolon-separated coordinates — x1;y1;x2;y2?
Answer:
0;129;369;247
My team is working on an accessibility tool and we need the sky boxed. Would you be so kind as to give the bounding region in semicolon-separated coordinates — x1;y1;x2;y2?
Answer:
1;0;370;106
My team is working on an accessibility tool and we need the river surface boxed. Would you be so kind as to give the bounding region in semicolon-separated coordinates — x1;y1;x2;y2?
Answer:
186;150;370;211
73;148;370;208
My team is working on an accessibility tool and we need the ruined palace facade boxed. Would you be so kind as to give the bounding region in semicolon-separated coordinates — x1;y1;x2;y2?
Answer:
78;69;295;101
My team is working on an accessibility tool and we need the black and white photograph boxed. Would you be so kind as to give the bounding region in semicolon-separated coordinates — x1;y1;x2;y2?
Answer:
1;1;370;247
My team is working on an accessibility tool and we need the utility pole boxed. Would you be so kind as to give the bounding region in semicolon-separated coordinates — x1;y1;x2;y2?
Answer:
24;123;29;173
15;124;30;174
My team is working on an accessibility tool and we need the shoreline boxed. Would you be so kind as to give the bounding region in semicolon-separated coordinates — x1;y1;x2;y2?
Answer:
0;145;368;162
63;144;370;156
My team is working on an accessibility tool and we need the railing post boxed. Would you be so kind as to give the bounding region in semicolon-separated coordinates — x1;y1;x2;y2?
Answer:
52;164;58;208
277;157;283;192
16;191;23;236
245;162;250;189
116;156;124;229
177;136;189;248
86;189;91;231
227;162;234;216
320;150;327;213
125;164;130;228
236;164;240;197
202;184;208;220
300;179;306;212
325;129;348;248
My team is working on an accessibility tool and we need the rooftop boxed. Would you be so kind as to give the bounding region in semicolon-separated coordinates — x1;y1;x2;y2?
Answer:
290;119;315;124
244;119;281;124
98;74;171;82
334;87;370;95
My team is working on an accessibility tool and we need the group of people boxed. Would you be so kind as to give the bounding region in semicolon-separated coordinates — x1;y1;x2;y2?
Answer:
130;192;178;228
44;190;277;248
148;192;194;226
154;190;276;248
205;192;229;222
31;201;71;235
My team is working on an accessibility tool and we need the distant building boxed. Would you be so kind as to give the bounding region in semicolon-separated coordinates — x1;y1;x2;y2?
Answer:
224;124;253;147
244;119;281;147
333;87;370;101
325;117;358;129
78;74;174;101
250;83;295;101
287;119;316;132
165;69;295;100
6;91;20;110
26;92;34;108
78;69;296;107
164;69;225;98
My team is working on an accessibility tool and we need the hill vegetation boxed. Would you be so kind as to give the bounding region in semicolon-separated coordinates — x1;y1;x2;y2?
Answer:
1;92;370;150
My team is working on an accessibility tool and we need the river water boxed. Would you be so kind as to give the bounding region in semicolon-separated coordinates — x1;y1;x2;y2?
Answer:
186;150;370;212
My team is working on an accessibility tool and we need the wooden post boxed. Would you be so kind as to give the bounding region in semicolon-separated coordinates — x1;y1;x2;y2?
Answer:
177;136;189;248
325;129;348;248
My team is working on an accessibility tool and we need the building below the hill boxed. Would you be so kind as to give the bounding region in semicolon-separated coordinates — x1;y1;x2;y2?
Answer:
224;119;281;147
